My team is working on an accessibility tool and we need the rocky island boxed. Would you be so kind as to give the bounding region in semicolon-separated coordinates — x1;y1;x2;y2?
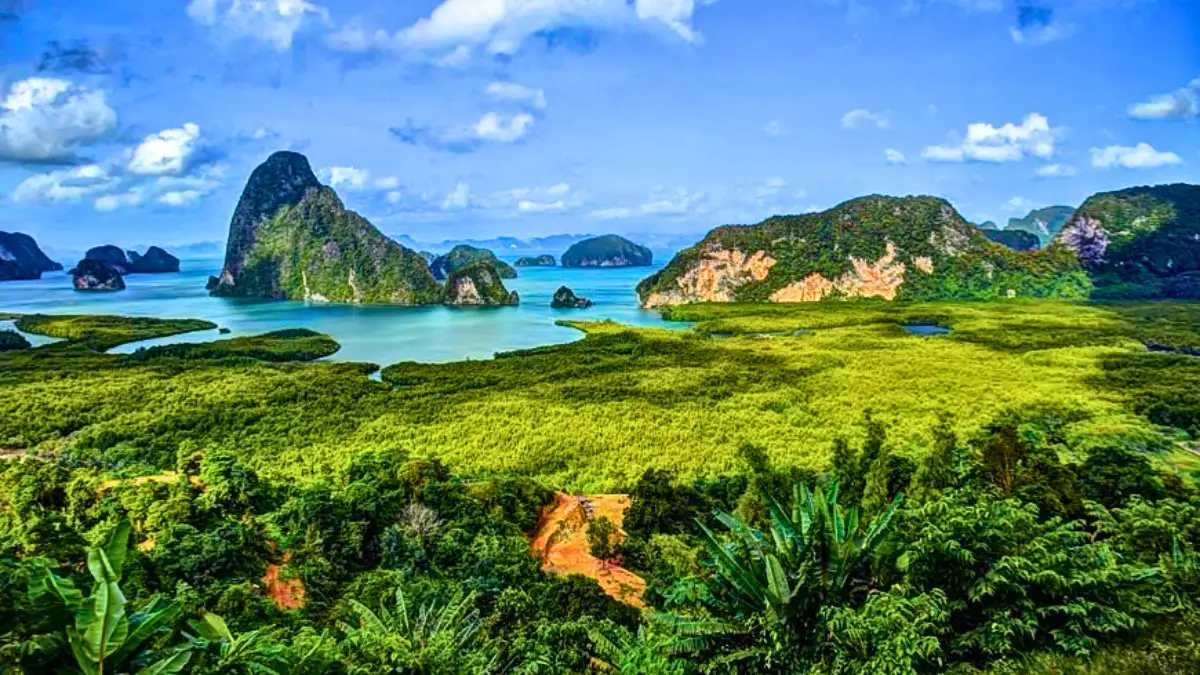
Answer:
978;227;1041;251
550;286;592;308
430;245;517;280
84;245;132;274
127;246;181;273
515;254;556;267
71;258;126;291
560;235;652;268
0;231;62;281
637;195;1088;308
442;263;519;306
1005;206;1075;247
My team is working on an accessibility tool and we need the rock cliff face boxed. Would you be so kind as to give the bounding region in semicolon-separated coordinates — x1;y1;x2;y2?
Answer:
515;254;556;267
1054;183;1200;298
210;151;442;304
441;263;519;306
637;195;1089;308
127;246;180;273
0;231;62;281
71;259;125;291
85;245;131;273
550;286;592;308
430;245;517;280
1005;206;1075;247
561;235;652;268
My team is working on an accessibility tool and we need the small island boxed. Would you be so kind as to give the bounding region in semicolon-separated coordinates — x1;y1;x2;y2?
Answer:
550;286;593;308
515;254;556;267
560;235;652;268
431;245;517;280
127;246;181;273
442;262;520;306
70;259;126;291
0;231;62;281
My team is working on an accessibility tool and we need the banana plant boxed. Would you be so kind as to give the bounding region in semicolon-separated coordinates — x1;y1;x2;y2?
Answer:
27;519;192;675
185;611;328;675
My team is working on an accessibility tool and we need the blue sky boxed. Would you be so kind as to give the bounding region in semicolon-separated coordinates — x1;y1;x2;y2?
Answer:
0;0;1196;251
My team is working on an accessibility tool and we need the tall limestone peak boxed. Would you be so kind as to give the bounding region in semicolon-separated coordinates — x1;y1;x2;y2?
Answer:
210;151;441;304
215;151;322;290
638;195;1088;308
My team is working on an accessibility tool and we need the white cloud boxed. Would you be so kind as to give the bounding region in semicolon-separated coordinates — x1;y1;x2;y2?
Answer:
587;185;706;220
157;190;203;207
342;0;717;61
95;189;144;212
320;166;402;191
481;183;581;214
127;123;201;176
841;108;890;129
1035;163;1075;177
1010;22;1072;45
12;164;115;203
1129;78;1200;120
441;181;471;210
1091;143;1183;169
587;207;633;220
922;113;1056;163
1003;196;1035;213
884;148;907;165
763;120;784;136
472;112;534;143
187;0;329;51
0;78;116;163
517;199;565;212
486;82;547;110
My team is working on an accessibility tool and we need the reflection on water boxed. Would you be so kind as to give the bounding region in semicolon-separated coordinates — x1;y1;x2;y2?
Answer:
0;258;682;364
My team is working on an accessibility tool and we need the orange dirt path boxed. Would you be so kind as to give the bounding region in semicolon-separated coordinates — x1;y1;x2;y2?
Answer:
530;493;646;608
97;471;203;492
262;551;306;611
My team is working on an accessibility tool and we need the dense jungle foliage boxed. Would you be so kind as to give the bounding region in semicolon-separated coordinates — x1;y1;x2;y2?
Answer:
1;301;1199;672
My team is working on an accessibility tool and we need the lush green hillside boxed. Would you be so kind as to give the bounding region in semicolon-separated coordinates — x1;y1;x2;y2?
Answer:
430;245;517;280
1;302;1199;674
1056;183;1200;299
639;196;1089;307
561;235;653;268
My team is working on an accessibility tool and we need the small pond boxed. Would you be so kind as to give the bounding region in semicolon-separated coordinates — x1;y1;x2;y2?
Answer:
902;324;952;336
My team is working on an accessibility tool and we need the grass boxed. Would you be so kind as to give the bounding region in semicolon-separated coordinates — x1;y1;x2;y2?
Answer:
0;301;1196;491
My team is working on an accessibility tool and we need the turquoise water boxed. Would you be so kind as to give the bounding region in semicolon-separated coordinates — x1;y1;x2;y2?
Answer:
0;258;682;364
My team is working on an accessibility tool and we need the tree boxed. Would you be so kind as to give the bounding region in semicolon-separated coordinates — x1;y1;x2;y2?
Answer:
1079;446;1165;509
27;520;195;675
910;417;959;503
588;516;621;563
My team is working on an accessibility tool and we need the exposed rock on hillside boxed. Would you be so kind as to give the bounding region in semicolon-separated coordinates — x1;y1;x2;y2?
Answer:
1055;183;1200;298
0;231;62;281
442;262;519;306
550;286;593;308
209;151;441;304
430;245;517;280
561;235;652;268
127;246;180;273
85;245;131;274
638;195;1088;308
516;254;557;267
71;259;125;291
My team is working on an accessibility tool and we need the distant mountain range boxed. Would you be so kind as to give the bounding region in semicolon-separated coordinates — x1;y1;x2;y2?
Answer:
388;232;702;257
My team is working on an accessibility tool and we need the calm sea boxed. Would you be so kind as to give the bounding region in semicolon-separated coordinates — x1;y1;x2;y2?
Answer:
0;258;682;364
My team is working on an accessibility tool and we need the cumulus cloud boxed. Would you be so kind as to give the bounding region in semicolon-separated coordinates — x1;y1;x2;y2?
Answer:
762;120;784;136
330;0;717;61
1129;78;1200;120
0;77;116;163
1035;163;1075;177
187;0;329;51
486;82;547;110
391;112;535;153
127;123;202;176
12;164;115;203
588;186;706;219
884;148;907;165
95;189;144;211
484;182;578;213
441;181;471;210
1091;143;1182;169
320;166;401;190
1003;196;1036;213
922;113;1056;163
841;108;890;129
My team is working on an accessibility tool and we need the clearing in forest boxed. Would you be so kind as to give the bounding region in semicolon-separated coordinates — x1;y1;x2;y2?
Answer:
530;493;646;608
